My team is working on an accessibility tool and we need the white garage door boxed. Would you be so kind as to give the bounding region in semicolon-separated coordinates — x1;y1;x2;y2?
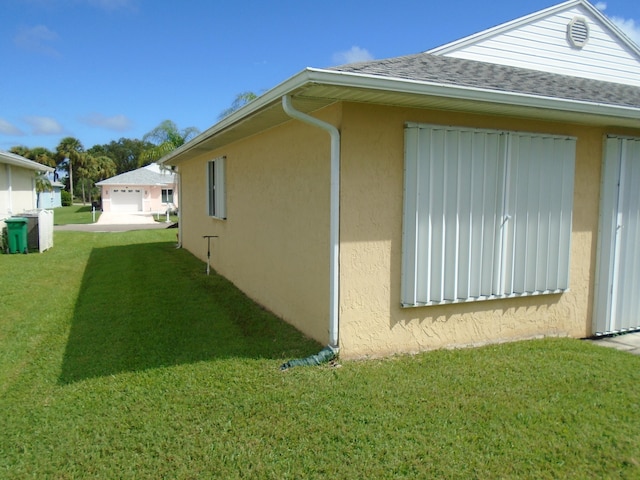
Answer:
111;188;143;213
594;136;640;335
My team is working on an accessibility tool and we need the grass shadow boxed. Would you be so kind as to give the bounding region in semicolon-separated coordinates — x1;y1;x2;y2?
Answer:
59;241;319;384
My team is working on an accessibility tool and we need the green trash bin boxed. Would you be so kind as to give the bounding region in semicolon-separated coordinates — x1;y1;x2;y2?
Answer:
5;217;28;254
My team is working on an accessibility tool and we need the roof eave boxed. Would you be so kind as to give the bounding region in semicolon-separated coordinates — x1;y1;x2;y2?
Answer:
159;67;640;165
317;68;640;121
0;151;55;173
159;69;319;166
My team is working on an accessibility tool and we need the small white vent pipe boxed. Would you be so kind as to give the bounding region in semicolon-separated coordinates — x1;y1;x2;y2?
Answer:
282;95;340;349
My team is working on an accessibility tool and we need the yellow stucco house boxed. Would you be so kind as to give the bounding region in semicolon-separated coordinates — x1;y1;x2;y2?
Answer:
160;0;640;358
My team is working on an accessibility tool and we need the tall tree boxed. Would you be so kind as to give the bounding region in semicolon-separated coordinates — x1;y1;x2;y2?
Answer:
9;146;57;168
76;153;116;204
88;138;153;174
56;137;84;200
218;91;258;120
140;120;199;163
93;155;117;182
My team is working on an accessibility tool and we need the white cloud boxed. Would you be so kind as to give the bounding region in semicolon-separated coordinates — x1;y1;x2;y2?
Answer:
0;119;25;136
14;25;61;57
24;116;64;135
81;113;133;131
595;2;640;47
332;46;374;65
611;16;640;46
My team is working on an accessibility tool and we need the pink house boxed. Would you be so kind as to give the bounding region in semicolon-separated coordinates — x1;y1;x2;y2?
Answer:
96;164;177;214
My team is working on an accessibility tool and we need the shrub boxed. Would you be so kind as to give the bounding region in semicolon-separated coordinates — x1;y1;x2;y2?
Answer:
61;190;72;206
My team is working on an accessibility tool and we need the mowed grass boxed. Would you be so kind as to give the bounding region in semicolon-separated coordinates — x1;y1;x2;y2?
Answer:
53;205;100;225
1;230;640;479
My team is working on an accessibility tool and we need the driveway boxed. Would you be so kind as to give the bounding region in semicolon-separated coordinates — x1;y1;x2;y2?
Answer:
55;212;176;232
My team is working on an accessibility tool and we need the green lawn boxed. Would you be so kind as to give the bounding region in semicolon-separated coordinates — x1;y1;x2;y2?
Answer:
53;205;101;225
1;230;639;479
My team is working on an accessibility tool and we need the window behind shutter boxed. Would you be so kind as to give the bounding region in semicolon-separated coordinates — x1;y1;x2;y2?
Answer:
402;123;575;307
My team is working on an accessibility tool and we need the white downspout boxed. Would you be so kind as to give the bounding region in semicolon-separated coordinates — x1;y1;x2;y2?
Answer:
176;166;182;248
7;164;13;215
282;95;340;350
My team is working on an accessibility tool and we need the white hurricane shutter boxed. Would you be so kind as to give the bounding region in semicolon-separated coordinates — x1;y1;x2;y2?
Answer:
596;137;640;334
617;139;640;330
504;134;575;295
402;123;575;307
593;138;622;332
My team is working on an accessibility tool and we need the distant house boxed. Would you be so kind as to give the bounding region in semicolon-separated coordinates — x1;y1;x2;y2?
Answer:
1;150;54;227
96;164;178;213
38;180;64;209
160;0;640;358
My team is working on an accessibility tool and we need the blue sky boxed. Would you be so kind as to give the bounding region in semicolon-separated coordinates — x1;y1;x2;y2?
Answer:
1;0;639;152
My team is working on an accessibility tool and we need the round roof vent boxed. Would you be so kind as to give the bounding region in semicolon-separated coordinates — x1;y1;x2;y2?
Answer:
567;16;590;48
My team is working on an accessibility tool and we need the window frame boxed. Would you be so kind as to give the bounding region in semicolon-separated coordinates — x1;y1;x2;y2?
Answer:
161;188;174;204
207;156;226;219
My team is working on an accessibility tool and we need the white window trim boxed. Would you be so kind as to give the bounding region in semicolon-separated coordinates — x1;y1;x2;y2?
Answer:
161;188;174;204
401;123;576;307
207;156;226;219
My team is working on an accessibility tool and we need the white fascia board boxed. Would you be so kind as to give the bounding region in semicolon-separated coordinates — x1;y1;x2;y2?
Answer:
428;0;582;55
0;151;55;172
428;0;640;59
580;1;640;58
305;68;640;122
159;70;318;166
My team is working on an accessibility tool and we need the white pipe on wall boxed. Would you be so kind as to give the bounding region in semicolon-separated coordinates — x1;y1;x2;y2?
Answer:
282;95;340;349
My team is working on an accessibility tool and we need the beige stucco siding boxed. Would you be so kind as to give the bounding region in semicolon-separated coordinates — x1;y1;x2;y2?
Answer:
176;98;639;358
338;102;635;358
178;106;340;344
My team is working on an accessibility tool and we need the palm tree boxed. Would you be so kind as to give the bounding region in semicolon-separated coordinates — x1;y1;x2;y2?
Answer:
140;120;200;163
56;137;84;202
9;146;56;168
93;155;117;182
35;173;52;209
218;91;258;120
30;147;57;168
75;154;117;205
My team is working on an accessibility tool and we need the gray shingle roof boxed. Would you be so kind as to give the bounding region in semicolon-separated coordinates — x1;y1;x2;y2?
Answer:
96;165;175;186
329;53;640;109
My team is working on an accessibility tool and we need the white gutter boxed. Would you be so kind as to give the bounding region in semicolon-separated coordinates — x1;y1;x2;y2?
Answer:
7;164;13;216
159;67;640;168
304;68;640;121
282;95;340;350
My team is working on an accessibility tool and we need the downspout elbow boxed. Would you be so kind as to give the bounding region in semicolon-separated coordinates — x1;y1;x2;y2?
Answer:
282;95;340;352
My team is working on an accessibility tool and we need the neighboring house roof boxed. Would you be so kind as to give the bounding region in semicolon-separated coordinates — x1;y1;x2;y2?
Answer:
96;164;175;186
0;150;54;173
159;1;640;167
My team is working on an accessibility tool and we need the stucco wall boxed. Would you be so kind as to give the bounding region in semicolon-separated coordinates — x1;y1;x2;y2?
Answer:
338;102;639;358
177;106;340;344
175;99;640;358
